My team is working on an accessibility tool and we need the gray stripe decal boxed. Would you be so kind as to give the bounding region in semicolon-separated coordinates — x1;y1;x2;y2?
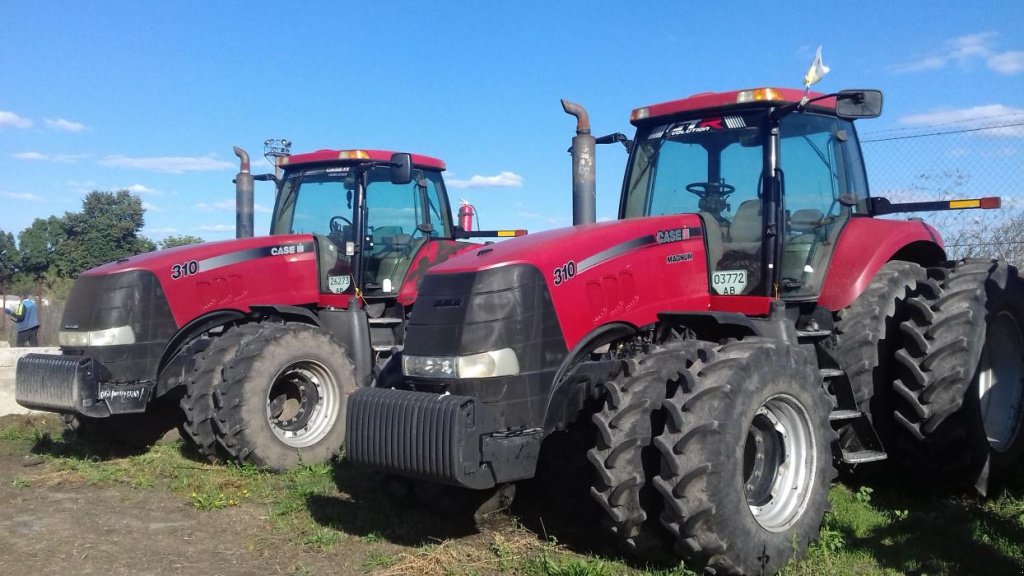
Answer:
577;236;656;273
197;241;315;273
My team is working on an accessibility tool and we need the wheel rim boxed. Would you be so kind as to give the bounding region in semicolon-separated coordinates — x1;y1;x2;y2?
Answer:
743;394;816;532
266;359;339;449
977;311;1024;452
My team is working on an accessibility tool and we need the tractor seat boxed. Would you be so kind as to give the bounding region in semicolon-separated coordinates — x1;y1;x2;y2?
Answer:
724;199;762;254
699;212;724;266
789;209;825;235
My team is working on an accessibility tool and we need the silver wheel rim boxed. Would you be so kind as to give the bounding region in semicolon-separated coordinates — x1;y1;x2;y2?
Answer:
977;311;1024;452
744;394;816;532
266;359;339;449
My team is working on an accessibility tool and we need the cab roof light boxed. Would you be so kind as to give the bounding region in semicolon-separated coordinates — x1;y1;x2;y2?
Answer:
338;150;371;160
497;229;528;237
736;88;784;103
630;107;650;122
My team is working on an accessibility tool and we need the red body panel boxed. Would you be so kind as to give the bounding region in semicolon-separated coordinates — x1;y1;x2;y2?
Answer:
818;217;944;311
87;235;321;328
432;216;711;350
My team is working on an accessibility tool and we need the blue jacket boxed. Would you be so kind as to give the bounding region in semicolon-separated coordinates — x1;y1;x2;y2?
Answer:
10;299;39;332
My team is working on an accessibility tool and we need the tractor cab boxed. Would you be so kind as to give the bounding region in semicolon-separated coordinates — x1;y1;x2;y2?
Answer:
270;150;453;303
622;88;879;300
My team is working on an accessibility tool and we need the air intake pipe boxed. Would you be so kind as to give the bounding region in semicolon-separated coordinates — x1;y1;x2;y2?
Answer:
561;99;596;226
233;146;254;239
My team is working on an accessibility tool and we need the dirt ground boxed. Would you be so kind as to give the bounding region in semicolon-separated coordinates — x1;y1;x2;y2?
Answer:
0;415;410;576
0;414;607;576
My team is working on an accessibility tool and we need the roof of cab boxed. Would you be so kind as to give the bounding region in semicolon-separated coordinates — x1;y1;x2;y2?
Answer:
631;87;835;125
279;149;446;170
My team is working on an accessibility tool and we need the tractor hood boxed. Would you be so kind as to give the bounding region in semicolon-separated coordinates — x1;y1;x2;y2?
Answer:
422;215;713;350
78;234;321;328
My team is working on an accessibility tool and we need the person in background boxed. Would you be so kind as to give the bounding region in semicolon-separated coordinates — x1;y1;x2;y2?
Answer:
5;294;40;347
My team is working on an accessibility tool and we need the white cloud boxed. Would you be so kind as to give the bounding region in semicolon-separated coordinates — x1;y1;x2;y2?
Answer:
14;151;89;163
890;32;1024;76
899;104;1024;137
141;202;164;212
0;111;32;129
99;154;234;173
44;117;86;133
195;224;235;232
124;184;162;196
0;191;44;202
447;171;524;189
988;51;1024;75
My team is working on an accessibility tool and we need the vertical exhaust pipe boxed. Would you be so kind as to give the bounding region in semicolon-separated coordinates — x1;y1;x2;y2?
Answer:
233;146;254;239
561;99;596;226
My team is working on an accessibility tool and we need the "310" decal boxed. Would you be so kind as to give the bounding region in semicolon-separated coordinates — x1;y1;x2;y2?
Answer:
171;260;199;280
553;260;577;287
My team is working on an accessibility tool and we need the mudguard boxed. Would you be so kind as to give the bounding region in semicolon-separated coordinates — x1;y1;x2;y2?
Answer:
818;217;945;311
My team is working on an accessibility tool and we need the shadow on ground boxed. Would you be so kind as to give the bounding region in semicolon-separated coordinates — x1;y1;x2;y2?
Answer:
832;473;1024;576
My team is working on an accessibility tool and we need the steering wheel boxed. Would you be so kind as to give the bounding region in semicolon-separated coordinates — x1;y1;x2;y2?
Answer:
686;181;736;198
329;215;352;235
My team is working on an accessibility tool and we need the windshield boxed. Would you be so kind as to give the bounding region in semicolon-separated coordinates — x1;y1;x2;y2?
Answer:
272;165;452;240
621;110;868;298
271;164;453;296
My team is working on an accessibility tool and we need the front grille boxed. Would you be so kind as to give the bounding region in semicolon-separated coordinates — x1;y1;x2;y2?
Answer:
346;388;474;483
15;354;96;412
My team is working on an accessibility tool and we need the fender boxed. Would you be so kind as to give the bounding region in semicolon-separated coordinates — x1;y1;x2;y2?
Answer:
543;322;639;431
818;217;946;311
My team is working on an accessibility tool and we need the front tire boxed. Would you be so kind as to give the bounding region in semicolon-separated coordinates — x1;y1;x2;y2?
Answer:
213;323;356;471
180;323;260;461
587;340;710;560
653;339;834;576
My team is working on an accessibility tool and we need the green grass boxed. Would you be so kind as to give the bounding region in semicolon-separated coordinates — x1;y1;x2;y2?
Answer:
1;415;1022;576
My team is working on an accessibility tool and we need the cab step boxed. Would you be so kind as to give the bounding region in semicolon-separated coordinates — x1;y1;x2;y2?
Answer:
840;449;888;464
820;368;845;379
829;409;862;422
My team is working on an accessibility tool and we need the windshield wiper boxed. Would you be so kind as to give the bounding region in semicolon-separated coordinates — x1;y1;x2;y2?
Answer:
626;122;679;199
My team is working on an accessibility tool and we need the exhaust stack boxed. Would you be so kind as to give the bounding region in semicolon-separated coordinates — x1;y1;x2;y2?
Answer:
561;99;596;226
234;146;254;239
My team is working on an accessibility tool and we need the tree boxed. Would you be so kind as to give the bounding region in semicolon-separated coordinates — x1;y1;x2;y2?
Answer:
18;216;65;280
55;190;156;276
0;229;18;295
159;234;205;249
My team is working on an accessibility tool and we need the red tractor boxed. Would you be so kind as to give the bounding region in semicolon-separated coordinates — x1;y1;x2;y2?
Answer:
346;88;1024;573
16;146;521;471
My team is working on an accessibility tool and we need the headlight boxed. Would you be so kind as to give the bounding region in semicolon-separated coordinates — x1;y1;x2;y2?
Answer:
403;348;520;379
59;325;136;347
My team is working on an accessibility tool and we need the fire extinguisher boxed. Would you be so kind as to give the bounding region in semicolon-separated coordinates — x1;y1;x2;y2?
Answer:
458;200;475;232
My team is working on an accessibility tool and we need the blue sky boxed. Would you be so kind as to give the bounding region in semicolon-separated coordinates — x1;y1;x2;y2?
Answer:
2;1;1022;242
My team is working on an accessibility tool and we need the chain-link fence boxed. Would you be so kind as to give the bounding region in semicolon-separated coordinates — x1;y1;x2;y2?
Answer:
861;112;1024;266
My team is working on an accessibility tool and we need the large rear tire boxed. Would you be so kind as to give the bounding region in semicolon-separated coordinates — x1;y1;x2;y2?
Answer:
213;323;356;471
653;339;835;575
835;260;925;445
587;340;710;560
893;259;1024;493
179;323;261;461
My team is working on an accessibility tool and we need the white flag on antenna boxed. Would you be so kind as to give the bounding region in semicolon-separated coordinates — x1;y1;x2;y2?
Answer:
803;46;830;88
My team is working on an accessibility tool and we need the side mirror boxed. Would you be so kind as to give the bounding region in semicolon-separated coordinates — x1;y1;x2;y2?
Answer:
390;153;412;185
836;89;883;119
